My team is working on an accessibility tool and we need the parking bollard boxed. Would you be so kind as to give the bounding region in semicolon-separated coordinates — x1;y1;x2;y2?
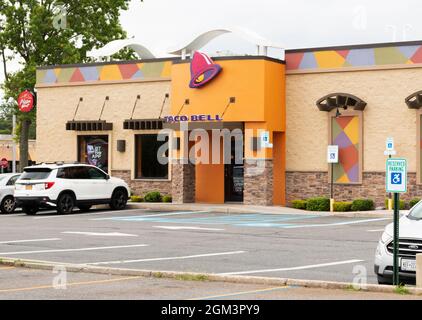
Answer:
417;254;422;288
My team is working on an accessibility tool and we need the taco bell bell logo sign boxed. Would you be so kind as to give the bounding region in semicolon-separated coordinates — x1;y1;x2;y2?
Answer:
189;51;222;88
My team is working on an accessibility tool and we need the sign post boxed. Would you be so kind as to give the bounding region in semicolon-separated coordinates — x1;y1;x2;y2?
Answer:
384;137;397;210
327;145;339;212
386;158;407;286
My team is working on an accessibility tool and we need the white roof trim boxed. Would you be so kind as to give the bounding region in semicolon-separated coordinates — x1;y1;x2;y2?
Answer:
87;39;158;60
167;27;285;57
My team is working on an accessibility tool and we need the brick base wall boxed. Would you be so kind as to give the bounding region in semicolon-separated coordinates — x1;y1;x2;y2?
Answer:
171;163;195;203
286;171;422;207
244;159;273;206
111;170;172;197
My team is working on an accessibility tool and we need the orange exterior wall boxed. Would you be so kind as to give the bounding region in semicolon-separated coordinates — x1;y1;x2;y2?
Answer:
273;132;286;205
195;134;224;203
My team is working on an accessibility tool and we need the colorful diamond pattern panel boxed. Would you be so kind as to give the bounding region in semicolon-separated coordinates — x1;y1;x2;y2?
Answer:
36;60;172;85
332;116;360;183
286;43;422;71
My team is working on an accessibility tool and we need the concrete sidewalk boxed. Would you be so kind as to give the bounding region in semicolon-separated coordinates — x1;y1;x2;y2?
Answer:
127;202;400;218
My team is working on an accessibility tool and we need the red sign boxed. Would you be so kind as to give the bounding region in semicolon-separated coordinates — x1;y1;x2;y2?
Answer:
0;158;8;169
17;90;35;113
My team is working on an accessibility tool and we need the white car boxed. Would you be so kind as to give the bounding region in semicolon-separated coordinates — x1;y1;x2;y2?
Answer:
15;163;130;215
0;173;21;214
375;201;422;284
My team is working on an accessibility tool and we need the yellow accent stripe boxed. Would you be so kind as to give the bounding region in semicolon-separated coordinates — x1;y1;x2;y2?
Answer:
188;286;290;300
0;267;15;271
0;275;144;293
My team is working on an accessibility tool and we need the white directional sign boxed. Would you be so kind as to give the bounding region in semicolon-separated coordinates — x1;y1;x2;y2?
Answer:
384;137;397;156
260;131;273;148
386;158;407;193
327;145;339;163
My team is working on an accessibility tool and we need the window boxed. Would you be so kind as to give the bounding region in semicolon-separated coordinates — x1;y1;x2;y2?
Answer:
78;135;109;172
57;166;90;179
87;167;107;179
329;112;363;184
6;175;20;186
20;168;52;180
135;134;169;179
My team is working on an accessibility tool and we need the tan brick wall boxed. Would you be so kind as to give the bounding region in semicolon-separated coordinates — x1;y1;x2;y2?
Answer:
111;170;171;197
36;80;171;173
244;159;273;205
286;68;422;173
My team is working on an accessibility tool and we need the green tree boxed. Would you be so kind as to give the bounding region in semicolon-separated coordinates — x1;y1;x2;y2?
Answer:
0;0;136;170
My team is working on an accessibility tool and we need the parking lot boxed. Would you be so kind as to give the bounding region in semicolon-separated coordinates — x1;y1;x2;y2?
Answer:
0;207;393;287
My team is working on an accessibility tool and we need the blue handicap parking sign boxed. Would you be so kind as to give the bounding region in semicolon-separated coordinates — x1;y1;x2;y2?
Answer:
391;172;402;185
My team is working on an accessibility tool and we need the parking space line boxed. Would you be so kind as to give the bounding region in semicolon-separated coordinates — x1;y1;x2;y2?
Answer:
153;226;224;231
0;276;145;294
282;218;391;229
88;250;246;265
0;238;61;245
0;244;149;255
367;229;385;232
218;259;364;275
34;208;144;219
92;210;210;221
189;286;291;300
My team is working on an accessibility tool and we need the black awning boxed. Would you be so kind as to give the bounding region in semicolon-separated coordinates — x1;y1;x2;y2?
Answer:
123;119;164;130
316;93;367;112
405;90;422;109
66;120;113;131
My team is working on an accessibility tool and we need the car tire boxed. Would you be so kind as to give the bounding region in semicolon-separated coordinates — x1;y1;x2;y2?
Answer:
23;206;38;215
78;205;92;212
0;196;16;214
57;193;75;215
377;275;392;285
110;189;127;210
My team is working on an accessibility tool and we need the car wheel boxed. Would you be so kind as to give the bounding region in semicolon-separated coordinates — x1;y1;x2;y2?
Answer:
0;196;16;214
377;275;392;285
110;189;127;210
23;206;38;215
78;205;92;212
57;193;75;215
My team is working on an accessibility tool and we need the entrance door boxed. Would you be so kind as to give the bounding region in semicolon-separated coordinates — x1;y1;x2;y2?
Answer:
224;138;244;202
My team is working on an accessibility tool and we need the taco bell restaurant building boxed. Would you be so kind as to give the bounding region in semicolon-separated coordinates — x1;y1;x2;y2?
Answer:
35;36;422;207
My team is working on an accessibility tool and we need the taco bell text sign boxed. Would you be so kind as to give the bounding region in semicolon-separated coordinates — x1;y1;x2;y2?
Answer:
17;90;35;113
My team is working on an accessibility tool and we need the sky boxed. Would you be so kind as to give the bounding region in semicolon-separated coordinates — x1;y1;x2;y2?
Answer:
1;0;422;101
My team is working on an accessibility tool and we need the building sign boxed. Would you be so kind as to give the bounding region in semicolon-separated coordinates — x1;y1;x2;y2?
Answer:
189;51;222;88
384;137;396;156
164;114;223;122
386;158;407;193
327;145;339;163
17;90;35;113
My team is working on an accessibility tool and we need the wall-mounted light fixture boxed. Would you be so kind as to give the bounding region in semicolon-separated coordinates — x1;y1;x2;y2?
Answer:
220;97;236;118
117;140;126;152
176;99;190;116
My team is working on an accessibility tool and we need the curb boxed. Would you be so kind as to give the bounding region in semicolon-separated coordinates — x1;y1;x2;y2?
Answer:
1;257;420;296
127;202;394;219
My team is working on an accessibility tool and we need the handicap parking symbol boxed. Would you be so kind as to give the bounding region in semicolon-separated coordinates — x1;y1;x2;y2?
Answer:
391;172;402;185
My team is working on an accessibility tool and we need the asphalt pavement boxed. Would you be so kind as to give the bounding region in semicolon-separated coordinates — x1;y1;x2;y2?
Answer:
0;206;392;287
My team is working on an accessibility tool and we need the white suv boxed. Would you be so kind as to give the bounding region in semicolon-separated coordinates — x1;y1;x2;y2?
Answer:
15;163;130;215
375;200;422;285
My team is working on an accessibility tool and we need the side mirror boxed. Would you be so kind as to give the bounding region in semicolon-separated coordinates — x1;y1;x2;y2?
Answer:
105;174;110;180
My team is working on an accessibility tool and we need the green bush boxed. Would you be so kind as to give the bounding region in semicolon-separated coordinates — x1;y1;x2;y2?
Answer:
409;198;421;208
385;198;406;210
144;191;162;203
306;197;330;211
130;195;143;202
351;199;375;211
162;195;172;203
292;200;307;210
333;201;352;212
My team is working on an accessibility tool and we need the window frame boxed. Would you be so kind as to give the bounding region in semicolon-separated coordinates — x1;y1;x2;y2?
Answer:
327;109;363;185
77;135;110;174
133;132;171;181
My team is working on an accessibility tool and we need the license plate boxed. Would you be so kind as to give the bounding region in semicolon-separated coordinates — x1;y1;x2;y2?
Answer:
25;185;32;190
401;259;416;272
